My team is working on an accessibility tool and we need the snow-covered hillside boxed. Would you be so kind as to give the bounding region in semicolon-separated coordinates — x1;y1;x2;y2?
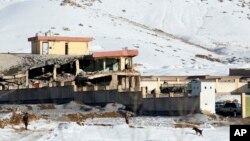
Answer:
0;0;250;75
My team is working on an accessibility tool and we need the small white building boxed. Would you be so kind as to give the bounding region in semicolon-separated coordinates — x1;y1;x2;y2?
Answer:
191;79;215;114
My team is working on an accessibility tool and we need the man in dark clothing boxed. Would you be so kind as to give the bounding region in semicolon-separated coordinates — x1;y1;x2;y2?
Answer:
22;112;29;130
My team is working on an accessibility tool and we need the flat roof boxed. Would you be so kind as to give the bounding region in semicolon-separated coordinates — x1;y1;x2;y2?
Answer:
28;36;93;42
140;75;244;81
93;50;139;58
230;68;250;70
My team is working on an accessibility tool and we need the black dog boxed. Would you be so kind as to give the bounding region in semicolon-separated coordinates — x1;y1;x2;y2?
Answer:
192;127;203;136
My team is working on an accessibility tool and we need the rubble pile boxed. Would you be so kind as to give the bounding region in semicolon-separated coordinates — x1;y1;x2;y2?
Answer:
3;54;83;75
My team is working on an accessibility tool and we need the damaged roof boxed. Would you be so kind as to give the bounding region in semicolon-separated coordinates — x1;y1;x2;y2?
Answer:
93;49;139;58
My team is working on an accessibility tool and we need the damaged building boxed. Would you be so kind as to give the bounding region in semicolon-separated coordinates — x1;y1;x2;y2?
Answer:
1;34;140;92
76;49;140;91
26;49;140;92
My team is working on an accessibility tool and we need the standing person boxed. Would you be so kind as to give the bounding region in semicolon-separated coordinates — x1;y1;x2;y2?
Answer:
22;112;29;130
124;111;130;124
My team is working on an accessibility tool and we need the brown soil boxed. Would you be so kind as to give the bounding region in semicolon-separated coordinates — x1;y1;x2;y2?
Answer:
210;121;228;127
38;104;56;110
9;113;40;125
65;112;120;122
0;112;40;128
174;123;199;128
25;105;33;110
0;120;8;128
228;117;250;125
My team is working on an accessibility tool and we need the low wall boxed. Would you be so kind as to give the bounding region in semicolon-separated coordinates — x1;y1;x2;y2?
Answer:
0;86;199;115
142;97;200;115
74;90;143;111
0;86;74;104
0;86;143;111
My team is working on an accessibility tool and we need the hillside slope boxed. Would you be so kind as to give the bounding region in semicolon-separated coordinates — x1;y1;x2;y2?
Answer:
0;0;250;75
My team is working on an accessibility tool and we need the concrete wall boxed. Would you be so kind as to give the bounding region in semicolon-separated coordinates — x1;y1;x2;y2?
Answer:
0;86;142;111
0;86;73;104
0;86;199;115
31;41;40;54
216;82;236;93
142;97;200;115
200;82;215;114
215;81;250;94
47;41;65;55
191;80;215;114
230;69;250;76
74;90;143;111
242;93;250;118
32;40;89;55
68;42;88;55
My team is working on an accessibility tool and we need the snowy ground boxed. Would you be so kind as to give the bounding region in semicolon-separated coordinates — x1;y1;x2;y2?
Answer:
0;117;230;141
0;0;250;75
0;101;240;141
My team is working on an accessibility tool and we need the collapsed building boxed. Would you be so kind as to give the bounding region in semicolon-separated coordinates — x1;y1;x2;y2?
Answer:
0;34;142;112
76;49;140;91
0;35;140;92
26;49;140;92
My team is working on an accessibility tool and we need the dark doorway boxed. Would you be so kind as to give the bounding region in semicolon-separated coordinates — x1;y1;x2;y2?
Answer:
65;43;69;55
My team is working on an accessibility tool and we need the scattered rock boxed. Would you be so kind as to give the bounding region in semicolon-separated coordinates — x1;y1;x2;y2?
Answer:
65;112;120;122
38;104;56;110
195;54;222;63
62;27;70;31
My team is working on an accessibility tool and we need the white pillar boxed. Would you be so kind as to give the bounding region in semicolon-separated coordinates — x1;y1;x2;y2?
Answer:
53;65;57;80
75;59;80;75
130;76;135;88
103;59;106;71
242;93;246;118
